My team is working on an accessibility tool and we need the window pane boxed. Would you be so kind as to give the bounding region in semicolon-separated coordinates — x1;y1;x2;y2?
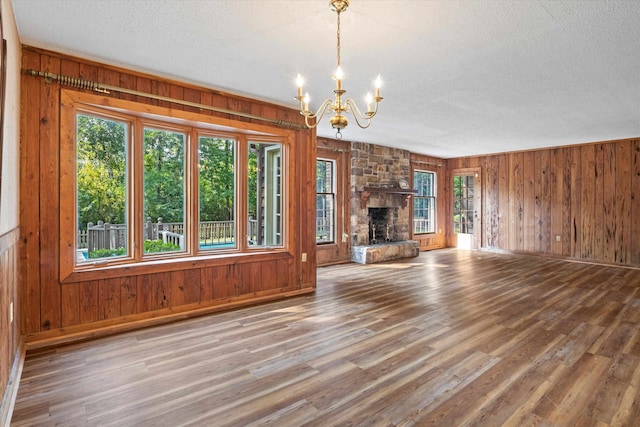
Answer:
413;170;435;234
316;159;333;193
248;142;283;247
143;127;186;255
453;174;474;235
198;137;236;250
76;114;128;263
316;159;336;243
316;193;335;243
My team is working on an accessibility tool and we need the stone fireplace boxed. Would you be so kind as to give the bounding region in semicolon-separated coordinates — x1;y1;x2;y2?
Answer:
349;142;419;264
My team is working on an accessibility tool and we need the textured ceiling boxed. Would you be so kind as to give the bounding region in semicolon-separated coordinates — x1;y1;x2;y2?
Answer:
11;0;640;158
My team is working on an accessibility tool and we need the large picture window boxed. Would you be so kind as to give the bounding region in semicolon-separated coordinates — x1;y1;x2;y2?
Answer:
413;170;436;234
316;159;335;244
62;95;288;277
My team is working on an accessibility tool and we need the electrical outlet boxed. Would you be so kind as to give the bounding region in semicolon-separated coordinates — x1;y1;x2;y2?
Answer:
556;235;561;242
10;302;13;323
302;253;307;262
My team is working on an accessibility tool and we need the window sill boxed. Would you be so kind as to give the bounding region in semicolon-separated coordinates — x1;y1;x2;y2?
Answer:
61;249;293;284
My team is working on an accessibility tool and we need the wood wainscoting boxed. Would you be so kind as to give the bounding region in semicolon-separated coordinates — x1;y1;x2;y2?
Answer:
19;46;317;348
0;227;22;426
11;249;640;425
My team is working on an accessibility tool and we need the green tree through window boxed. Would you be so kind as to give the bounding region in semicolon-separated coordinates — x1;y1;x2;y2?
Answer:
76;114;127;229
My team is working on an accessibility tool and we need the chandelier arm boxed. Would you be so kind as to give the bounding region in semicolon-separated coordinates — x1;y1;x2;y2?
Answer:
346;98;379;120
301;98;334;128
345;98;373;129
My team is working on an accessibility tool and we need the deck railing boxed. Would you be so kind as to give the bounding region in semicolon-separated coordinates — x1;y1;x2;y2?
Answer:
413;218;433;234
86;221;127;254
159;230;185;249
78;218;252;252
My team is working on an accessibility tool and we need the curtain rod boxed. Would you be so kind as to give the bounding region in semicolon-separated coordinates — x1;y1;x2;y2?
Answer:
25;69;306;130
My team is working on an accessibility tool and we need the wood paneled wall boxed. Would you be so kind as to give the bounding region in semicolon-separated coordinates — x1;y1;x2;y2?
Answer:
19;47;317;347
447;138;640;267
410;153;448;251
1;227;21;424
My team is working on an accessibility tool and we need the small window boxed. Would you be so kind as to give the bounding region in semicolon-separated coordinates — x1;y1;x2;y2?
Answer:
316;159;336;244
413;170;436;234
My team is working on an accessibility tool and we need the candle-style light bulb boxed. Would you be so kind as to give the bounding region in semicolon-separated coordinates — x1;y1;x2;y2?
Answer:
374;75;382;98
296;74;304;98
335;66;344;90
303;92;310;112
366;92;373;112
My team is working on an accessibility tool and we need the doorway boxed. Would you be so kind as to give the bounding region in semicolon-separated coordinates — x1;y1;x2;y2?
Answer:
452;168;481;249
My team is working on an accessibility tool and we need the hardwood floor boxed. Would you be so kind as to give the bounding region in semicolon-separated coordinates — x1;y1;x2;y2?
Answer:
11;249;640;426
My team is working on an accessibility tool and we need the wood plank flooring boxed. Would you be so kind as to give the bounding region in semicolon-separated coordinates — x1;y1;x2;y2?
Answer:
11;249;640;426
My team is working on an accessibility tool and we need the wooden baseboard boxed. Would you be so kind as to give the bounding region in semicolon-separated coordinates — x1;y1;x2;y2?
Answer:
479;247;640;271
24;287;315;352
0;338;25;427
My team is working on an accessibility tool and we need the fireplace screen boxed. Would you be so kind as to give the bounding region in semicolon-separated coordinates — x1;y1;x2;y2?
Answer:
368;207;396;244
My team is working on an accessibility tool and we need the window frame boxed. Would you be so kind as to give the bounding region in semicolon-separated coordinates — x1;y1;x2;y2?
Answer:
196;133;238;252
412;169;437;235
246;138;286;248
315;158;336;244
138;120;191;259
60;89;292;283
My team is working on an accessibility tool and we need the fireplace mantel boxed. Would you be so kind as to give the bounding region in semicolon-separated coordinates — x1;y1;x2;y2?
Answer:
357;186;418;209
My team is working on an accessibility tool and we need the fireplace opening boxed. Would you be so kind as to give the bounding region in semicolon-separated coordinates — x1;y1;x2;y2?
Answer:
368;208;396;244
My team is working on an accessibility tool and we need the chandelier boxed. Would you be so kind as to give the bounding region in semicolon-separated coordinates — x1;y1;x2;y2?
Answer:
295;0;383;139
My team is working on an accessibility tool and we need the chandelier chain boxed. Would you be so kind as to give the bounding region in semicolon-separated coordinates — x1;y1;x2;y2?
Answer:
336;11;341;67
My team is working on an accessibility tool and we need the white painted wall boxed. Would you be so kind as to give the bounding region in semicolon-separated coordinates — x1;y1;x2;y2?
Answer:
0;0;20;234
